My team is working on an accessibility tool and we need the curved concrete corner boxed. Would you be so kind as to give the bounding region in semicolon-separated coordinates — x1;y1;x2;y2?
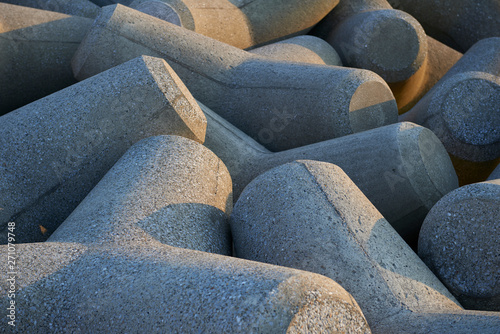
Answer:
0;242;371;333
230;160;500;333
71;4;398;151
419;180;500;311
0;56;206;244
49;135;233;255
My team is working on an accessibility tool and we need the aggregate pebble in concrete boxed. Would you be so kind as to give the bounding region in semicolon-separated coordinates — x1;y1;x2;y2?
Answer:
202;100;458;240
249;35;343;66
72;4;398;151
0;56;206;244
0;3;93;114
1;0;100;18
49;135;233;255
419;179;500;311
129;0;339;49
312;0;428;82
0;242;371;333
230;160;500;333
388;0;500;52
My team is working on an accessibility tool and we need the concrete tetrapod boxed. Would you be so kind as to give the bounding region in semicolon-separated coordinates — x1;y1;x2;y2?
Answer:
311;0;427;83
72;4;398;152
230;160;500;333
0;3;93;114
388;0;500;52
49;135;233;255
0;242;371;333
201;101;458;242
128;0;339;49
249;35;343;66
0;56;206;244
400;37;500;185
418;179;500;312
389;36;462;114
1;0;100;18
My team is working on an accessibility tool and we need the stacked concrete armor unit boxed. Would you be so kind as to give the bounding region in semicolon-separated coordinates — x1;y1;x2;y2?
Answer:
311;0;428;83
0;3;94;114
0;137;371;332
201;102;458;241
387;0;500;52
1;1;499;332
419;179;500;312
0;56;206;244
400;37;500;185
127;0;340;49
72;4;398;151
230;161;500;333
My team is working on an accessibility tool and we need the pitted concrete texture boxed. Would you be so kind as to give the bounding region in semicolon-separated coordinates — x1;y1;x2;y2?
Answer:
0;3;93;114
49;135;233;255
389;36;462;114
0;242;371;333
129;0;339;49
72;4;398;151
0;56;207;244
249;35;343;66
1;0;100;18
388;0;500;52
488;164;500;181
202;101;457;241
230;160;500;333
419;179;500;311
400;37;500;163
312;0;427;82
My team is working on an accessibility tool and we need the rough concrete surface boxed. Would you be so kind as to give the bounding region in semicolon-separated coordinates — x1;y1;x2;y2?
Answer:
202;101;458;241
0;56;206;244
249;35;343;66
388;0;500;52
312;0;428;82
419;179;500;311
49;135;233;255
230;160;500;333
0;3;93;114
400;37;500;185
1;0;100;18
129;0;339;49
72;4;398;151
0;242;371;333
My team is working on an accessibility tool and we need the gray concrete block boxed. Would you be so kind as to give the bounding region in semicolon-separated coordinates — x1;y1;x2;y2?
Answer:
72;4;398;152
400;37;500;185
0;56;206;244
128;0;339;49
49;135;233;255
230;160;500;333
311;0;427;82
418;179;500;311
0;3;93;114
202;100;457;240
388;0;500;52
390;36;462;114
249;35;343;66
1;0;100;18
0;241;371;333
